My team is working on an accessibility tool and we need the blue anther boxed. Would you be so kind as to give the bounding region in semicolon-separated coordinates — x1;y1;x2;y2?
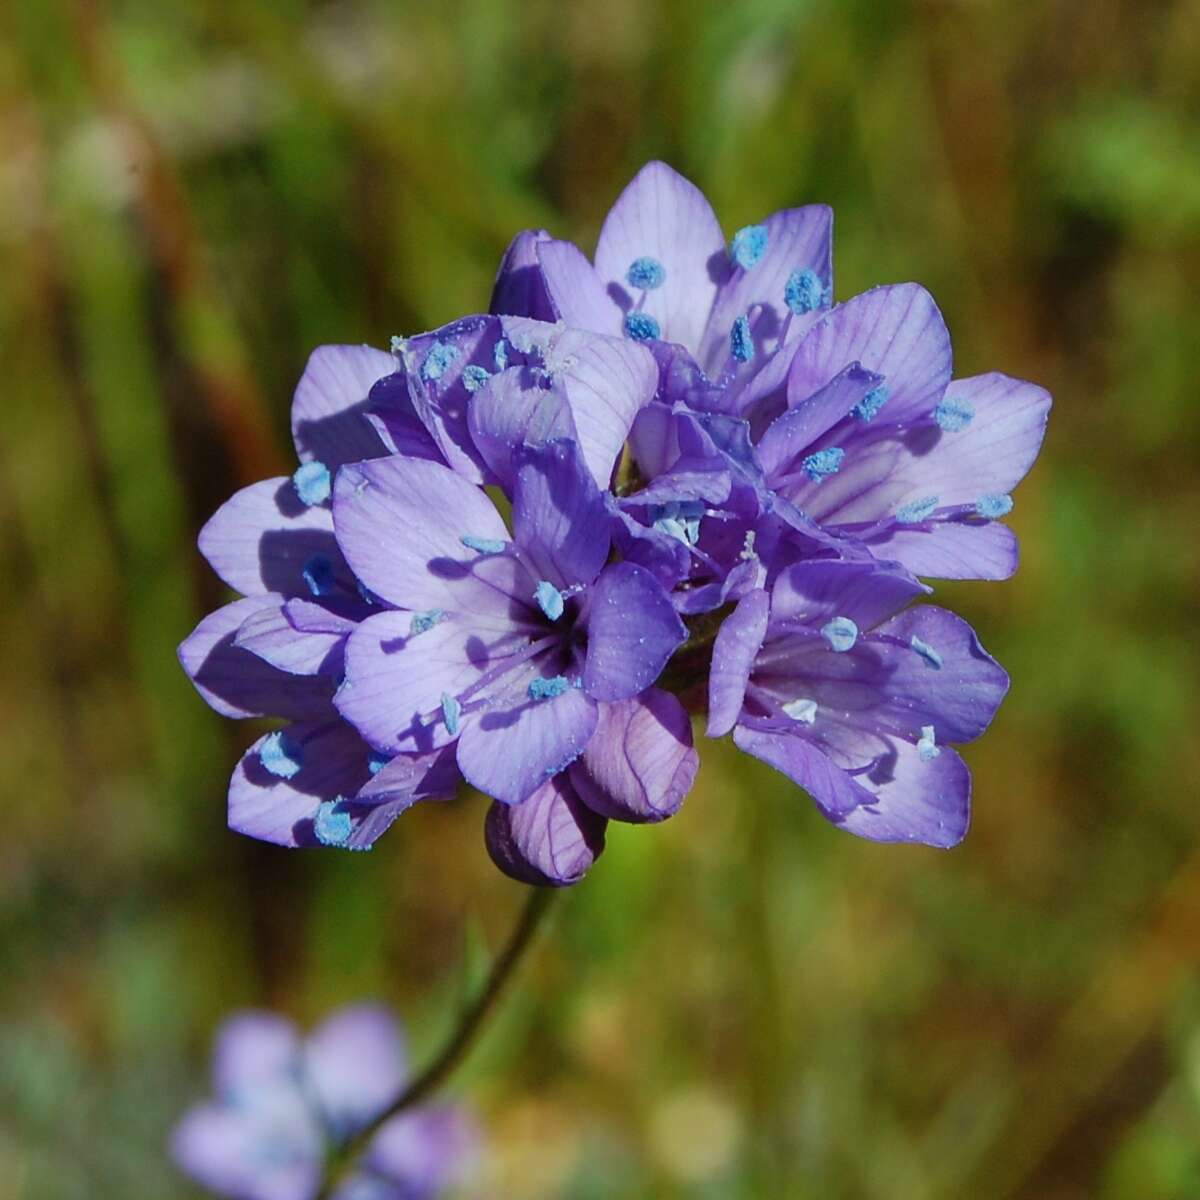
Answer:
624;311;660;342
389;335;406;356
783;698;818;724
895;496;939;524
493;338;509;371
853;385;889;421
259;729;303;779
626;256;666;291
976;493;1013;519
730;315;755;364
917;725;941;762
528;675;570;702
462;365;491;393
534;581;565;621
933;397;975;432
292;461;331;506
421;340;460;382
730;224;769;269
821;616;859;653
801;447;844;483
302;554;336;597
367;752;389;776
460;534;505;555
409;609;444;637
441;693;462;736
784;268;827;315
314;800;353;846
910;636;943;670
649;500;704;546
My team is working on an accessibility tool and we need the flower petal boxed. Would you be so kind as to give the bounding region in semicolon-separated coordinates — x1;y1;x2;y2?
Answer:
228;719;375;847
706;588;770;737
490;228;557;321
582;562;687;703
291;344;392;468
304;1005;406;1139
466;366;578;489
536;238;622;334
552;331;658;489
235;599;346;677
769;560;929;633
179;597;336;720
867;519;1020;581
358;1107;478;1199
699;205;833;376
512;440;611;589
336;611;534;754
363;372;445;464
483;774;606;885
333;456;526;616
457;685;598;806
570;688;697;823
212;1011;302;1099
593;161;726;352
198;477;349;599
787;284;952;424
733;725;970;846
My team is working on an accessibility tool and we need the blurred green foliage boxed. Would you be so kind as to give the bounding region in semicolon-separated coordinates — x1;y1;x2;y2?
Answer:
2;0;1199;1196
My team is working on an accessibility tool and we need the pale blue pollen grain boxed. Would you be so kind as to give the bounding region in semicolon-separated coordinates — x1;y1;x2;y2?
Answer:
534;580;565;621
421;340;460;382
917;725;940;762
626;256;666;290
976;493;1013;519
460;534;505;555
730;315;755;363
493;339;510;371
910;635;943;670
528;675;569;702
783;698;818;724
314;800;353;847
462;365;491;393
624;311;660;342
802;447;844;483
292;461;331;506
853;385;890;421
821;616;859;653
389;335;406;356
409;609;444;636
784;268;826;315
933;396;975;432
367;752;389;776
731;224;769;269
441;693;462;736
895;496;939;524
302;554;335;597
259;729;303;779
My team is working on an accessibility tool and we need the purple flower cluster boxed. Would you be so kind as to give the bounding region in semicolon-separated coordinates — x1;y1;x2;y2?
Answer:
180;161;1049;884
171;1005;475;1200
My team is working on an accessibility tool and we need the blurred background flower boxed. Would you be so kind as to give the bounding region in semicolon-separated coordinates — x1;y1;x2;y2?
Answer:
1;0;1197;1197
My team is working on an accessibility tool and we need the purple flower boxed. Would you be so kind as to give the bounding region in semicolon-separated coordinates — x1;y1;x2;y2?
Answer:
170;1005;477;1200
706;559;1009;845
330;431;694;879
178;346;460;851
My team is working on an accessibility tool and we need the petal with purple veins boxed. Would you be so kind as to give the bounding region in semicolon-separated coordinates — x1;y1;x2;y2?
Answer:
536;238;622;335
707;588;770;737
570;688;697;823
483;774;607;885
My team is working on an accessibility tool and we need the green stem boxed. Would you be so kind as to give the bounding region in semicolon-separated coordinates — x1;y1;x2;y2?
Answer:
315;887;557;1198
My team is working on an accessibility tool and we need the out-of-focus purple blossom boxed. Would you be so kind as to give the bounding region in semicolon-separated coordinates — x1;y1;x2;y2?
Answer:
170;1005;477;1200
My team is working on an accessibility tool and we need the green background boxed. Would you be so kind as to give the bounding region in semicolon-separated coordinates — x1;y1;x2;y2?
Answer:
3;1;1199;1196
